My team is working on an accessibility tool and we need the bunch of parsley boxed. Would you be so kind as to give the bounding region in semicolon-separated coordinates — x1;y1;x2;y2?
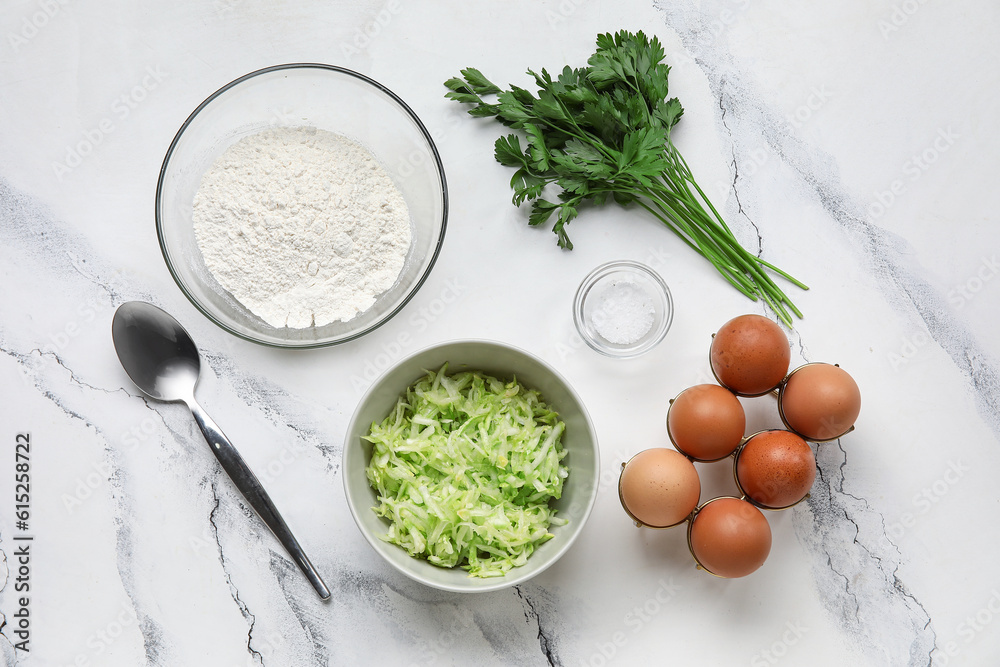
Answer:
444;30;806;325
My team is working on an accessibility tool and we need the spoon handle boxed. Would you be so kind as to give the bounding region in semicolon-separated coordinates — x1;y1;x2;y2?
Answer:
188;399;331;601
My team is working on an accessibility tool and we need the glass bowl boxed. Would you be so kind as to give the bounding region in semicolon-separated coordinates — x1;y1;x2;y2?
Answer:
573;260;673;357
155;63;448;348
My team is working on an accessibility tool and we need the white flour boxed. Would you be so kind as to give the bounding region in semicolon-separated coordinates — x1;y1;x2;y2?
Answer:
192;126;411;328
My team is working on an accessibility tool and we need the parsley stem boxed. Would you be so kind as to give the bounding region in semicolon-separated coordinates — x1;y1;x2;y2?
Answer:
447;30;809;325
635;192;759;297
667;148;808;293
639;183;799;324
647;181;794;295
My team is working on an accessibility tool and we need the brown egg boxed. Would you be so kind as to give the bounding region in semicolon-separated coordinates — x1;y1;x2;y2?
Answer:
710;314;790;395
689;497;771;578
619;449;701;527
780;363;861;441
736;430;816;509
667;384;746;461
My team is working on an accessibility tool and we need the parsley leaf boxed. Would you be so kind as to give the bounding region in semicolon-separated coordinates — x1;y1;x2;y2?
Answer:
445;30;807;325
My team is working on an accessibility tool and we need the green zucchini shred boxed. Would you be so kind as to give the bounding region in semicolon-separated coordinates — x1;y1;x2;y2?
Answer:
365;364;569;577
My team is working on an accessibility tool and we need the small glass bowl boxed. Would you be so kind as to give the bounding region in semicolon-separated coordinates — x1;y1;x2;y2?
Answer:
156;63;448;348
573;261;673;358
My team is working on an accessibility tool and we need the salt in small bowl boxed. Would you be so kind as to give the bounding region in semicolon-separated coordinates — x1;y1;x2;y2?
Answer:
573;260;673;358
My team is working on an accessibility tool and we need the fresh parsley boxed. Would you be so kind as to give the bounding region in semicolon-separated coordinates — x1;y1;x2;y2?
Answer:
445;30;807;325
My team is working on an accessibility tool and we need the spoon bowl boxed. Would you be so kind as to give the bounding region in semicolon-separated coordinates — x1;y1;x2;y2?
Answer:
112;301;201;402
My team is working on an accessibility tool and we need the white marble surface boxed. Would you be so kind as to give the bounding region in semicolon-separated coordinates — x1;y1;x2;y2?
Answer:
1;1;998;665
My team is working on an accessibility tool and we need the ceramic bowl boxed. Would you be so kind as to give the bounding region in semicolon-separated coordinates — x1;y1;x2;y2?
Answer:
343;340;600;592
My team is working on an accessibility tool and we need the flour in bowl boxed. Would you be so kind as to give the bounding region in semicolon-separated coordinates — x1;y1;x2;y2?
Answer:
192;126;412;328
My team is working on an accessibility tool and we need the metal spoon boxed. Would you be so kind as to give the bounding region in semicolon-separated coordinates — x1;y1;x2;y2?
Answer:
111;301;331;601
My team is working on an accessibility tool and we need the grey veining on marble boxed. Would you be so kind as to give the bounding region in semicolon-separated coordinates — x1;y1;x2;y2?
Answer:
0;173;567;665
654;4;999;665
653;3;946;662
1;1;999;666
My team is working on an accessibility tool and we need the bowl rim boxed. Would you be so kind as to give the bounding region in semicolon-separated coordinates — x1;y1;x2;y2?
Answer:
342;338;601;592
155;62;449;349
573;259;673;358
